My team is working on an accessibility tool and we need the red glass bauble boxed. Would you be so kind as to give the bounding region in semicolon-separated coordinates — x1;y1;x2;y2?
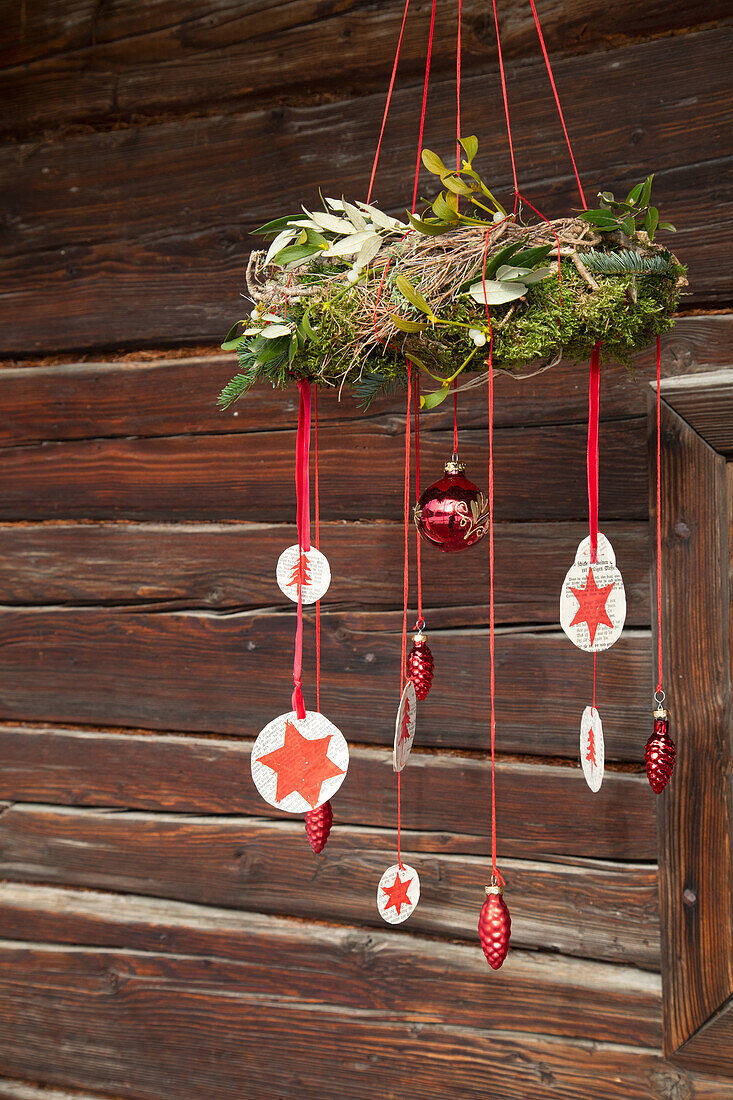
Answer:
478;884;511;970
407;631;434;700
305;799;333;853
414;459;488;552
645;711;676;794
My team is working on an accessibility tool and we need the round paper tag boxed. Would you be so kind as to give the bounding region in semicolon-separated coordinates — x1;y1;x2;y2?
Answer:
560;558;626;652
393;681;417;772
377;863;420;924
580;706;604;792
276;545;331;604
251;709;348;813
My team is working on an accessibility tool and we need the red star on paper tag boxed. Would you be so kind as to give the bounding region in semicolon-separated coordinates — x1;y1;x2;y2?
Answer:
258;720;345;809
381;870;413;916
569;568;615;646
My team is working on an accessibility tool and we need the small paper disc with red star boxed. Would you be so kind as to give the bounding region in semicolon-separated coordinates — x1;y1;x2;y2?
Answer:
580;705;605;792
377;863;420;924
560;558;626;652
251;710;348;813
393;681;417;772
276;545;331;604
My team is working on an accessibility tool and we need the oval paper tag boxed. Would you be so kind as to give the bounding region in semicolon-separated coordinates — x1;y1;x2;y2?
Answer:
580;706;604;792
251;709;348;813
560;535;626;652
393;681;417;772
276;545;331;604
377;863;420;924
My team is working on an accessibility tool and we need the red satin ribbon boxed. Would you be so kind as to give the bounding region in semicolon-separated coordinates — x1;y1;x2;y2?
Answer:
587;345;600;563
292;380;312;719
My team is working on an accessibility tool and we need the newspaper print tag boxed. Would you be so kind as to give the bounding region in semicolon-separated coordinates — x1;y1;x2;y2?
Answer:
393;680;417;772
276;545;331;604
377;863;420;924
574;533;616;566
560;534;626;652
580;706;605;792
251;709;348;813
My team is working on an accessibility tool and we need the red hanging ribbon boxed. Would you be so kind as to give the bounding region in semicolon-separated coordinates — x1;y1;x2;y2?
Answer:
292;380;312;719
655;336;663;693
587;345;601;563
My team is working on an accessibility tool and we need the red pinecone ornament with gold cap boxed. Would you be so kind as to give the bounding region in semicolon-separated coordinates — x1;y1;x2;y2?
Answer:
479;882;511;970
645;709;676;793
407;630;434;701
305;799;333;853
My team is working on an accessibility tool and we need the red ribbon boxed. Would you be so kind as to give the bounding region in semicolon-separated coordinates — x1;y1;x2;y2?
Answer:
292;379;312;719
587;344;601;563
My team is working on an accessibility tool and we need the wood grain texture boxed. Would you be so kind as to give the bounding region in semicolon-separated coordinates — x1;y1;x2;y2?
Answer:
0;727;656;859
0;1080;117;1100
654;401;733;1055
0;944;723;1100
0;882;662;1046
3;0;729;134
0;609;652;757
0;519;651;625
0;416;648;522
660;371;733;457
0;810;660;968
2;314;732;444
0;27;729;351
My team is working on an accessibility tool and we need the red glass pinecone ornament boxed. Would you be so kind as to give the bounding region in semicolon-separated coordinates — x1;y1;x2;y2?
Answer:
407;630;434;701
478;882;511;970
414;458;488;552
645;709;676;793
305;800;333;853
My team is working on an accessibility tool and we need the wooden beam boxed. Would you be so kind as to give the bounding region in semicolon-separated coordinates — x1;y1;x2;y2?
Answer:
660;370;733;457
653;400;733;1064
0;727;656;859
0;812;661;968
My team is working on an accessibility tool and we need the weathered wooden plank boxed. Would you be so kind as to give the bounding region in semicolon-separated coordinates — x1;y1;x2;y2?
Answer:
0;29;729;351
0;882;662;1047
0;416;648;522
0;728;656;859
654;402;733;1059
2;314;732;444
0;519;651;624
0;1080;115;1100
0;608;652;757
0;811;661;967
0;948;722;1100
3;0;728;133
660;369;733;458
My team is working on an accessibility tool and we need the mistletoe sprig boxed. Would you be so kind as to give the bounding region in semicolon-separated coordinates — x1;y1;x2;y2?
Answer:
578;176;676;241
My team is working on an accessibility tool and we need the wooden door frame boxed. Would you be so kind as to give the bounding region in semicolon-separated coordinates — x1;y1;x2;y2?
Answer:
652;370;733;1074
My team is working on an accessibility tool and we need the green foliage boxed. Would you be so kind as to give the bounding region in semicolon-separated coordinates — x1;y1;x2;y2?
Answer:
578;176;676;240
582;248;673;275
406;138;508;235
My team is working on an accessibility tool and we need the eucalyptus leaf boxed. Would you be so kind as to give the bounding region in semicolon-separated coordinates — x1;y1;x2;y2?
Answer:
342;200;368;231
466;279;527;305
256;215;300;237
484;240;525;280
261;324;293;339
264;228;297;266
324;229;376;257
354;233;383;269
396;274;434;316
357;202;407;231
306;209;353;234
325;197;344;210
522;266;553;285
270;243;321;266
495;264;533;281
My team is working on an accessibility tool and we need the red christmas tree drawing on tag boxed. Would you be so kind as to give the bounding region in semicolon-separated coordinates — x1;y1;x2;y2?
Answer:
399;697;412;744
288;553;312;595
585;726;597;769
569;568;615;645
382;871;413;916
258;720;344;809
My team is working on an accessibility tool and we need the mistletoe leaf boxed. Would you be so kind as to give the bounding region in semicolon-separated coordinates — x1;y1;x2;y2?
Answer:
395;275;434;316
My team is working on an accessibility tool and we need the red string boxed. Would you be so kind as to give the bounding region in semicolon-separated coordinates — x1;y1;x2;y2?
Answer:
397;770;404;869
592;652;597;711
413;370;423;622
452;379;459;455
401;365;413;692
456;0;463;175
491;0;519;205
292;380;312;719
366;0;411;204
411;0;438;214
656;336;663;693
314;387;321;713
527;0;587;209
587;344;601;563
481;229;504;887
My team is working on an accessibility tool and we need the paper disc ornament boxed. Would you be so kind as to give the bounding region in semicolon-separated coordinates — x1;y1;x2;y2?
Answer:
393;680;417;772
560;534;626;652
251;710;348;813
276;544;331;604
414;459;488;552
377;863;420;924
580;706;605;792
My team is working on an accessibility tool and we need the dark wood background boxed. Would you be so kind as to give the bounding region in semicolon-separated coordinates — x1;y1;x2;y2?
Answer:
0;2;732;1097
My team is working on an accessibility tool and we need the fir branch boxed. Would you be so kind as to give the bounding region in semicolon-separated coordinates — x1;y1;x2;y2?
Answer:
582;248;672;276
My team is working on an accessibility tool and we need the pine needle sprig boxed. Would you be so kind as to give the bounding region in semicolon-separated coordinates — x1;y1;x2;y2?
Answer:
582;249;672;276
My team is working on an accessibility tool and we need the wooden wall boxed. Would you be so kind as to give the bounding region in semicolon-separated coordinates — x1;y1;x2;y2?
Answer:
1;2;732;1097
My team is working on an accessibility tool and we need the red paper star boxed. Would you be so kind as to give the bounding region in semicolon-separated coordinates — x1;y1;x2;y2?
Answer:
258;719;344;808
569;567;615;646
382;870;413;915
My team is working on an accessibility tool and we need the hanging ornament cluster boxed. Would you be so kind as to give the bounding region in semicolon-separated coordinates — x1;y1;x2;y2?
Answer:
234;0;685;976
